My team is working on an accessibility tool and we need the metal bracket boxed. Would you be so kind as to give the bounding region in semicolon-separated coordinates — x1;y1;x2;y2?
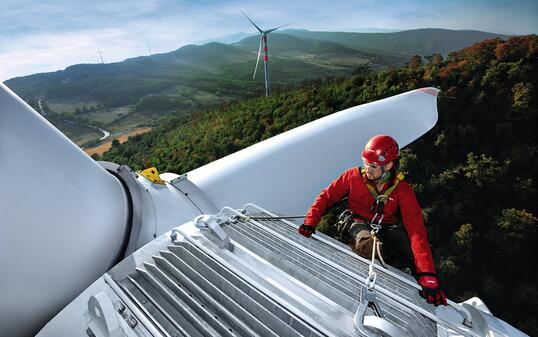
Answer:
194;214;234;251
87;292;125;337
167;174;219;214
138;167;165;185
354;287;408;337
170;174;188;184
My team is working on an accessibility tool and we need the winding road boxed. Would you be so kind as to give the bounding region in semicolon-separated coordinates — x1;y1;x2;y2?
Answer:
63;119;110;144
38;98;110;142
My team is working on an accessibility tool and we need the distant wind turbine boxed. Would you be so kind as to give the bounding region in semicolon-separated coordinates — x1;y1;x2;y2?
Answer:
95;49;105;64
241;10;290;96
147;43;152;57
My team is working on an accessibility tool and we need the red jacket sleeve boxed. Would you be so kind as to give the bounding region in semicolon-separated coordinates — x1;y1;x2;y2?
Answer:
399;183;436;274
304;169;352;227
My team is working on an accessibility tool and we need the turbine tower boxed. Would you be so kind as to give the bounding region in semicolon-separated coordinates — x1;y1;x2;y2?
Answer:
95;49;105;64
241;10;290;96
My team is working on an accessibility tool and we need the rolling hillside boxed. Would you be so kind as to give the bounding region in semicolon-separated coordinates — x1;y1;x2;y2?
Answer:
6;28;510;107
283;28;511;56
4;28;511;148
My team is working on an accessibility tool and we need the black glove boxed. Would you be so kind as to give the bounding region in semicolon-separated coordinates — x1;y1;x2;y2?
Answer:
298;224;316;238
418;273;448;306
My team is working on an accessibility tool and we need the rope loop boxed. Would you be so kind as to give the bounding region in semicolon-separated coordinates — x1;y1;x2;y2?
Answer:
366;235;379;290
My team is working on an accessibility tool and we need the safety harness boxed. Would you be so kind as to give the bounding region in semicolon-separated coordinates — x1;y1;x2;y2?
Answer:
336;168;405;241
362;168;405;214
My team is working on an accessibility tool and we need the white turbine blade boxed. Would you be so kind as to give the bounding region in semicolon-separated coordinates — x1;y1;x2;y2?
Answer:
0;83;129;337
187;88;440;216
265;23;292;34
240;9;263;33
253;34;263;79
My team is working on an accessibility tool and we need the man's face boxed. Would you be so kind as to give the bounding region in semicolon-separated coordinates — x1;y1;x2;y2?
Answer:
363;160;392;180
364;160;383;180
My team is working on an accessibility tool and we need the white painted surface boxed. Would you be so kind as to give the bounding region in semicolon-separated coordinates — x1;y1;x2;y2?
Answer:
0;83;130;337
134;174;203;248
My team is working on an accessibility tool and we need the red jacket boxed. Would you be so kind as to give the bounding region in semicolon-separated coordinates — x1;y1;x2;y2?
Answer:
304;167;435;274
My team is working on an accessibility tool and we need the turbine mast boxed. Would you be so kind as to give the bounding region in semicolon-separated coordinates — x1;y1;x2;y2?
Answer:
241;10;289;97
96;49;105;64
262;34;270;96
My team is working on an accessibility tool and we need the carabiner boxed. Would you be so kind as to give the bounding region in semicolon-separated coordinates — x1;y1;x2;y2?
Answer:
338;209;353;222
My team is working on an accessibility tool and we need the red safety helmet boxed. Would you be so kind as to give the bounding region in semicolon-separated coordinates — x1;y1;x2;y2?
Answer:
362;134;399;165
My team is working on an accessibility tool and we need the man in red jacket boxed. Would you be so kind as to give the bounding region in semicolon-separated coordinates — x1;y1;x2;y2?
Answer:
298;134;447;306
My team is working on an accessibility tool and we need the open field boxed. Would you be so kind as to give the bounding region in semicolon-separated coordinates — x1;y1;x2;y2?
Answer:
84;127;152;156
48;101;100;113
48;101;131;125
84;106;131;124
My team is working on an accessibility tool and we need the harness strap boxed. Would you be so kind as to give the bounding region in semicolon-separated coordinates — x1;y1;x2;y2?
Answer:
360;167;405;201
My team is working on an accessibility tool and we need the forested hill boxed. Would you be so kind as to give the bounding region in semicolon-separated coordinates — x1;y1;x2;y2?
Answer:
101;35;537;335
6;28;508;108
5;28;510;148
282;28;510;57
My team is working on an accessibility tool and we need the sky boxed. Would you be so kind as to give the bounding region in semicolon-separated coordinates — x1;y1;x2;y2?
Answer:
1;0;537;81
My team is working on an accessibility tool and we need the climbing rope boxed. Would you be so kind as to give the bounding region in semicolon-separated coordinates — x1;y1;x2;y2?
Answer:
245;215;306;220
367;194;390;270
366;234;378;290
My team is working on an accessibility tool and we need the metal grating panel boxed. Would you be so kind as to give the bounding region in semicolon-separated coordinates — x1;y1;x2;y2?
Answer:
116;240;326;337
221;210;438;337
107;206;448;337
